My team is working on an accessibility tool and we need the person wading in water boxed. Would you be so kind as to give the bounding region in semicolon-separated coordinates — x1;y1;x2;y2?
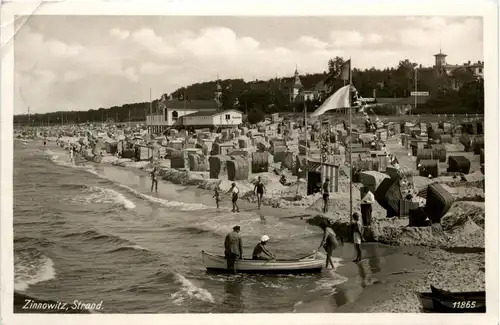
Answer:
224;225;242;274
150;166;159;193
227;183;240;212
317;221;339;270
322;178;330;213
351;212;364;262
254;176;266;209
213;186;221;209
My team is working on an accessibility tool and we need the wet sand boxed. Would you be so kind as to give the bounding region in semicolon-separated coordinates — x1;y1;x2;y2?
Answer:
41;141;486;313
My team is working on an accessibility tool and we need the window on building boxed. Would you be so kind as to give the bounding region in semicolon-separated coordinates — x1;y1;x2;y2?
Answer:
225;114;231;120
479;68;483;73
172;111;178;120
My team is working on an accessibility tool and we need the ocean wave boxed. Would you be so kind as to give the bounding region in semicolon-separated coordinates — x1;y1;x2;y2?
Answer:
45;149;94;171
107;244;150;254
69;186;136;210
14;219;66;227
62;230;132;246
14;248;56;291
116;183;209;212
81;166;210;212
59;183;89;191
177;226;215;236
170;273;215;305
15;236;53;248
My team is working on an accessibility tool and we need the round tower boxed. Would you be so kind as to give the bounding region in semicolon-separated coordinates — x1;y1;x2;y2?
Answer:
434;51;447;67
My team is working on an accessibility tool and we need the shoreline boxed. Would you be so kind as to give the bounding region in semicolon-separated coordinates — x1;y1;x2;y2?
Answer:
39;138;485;250
19;139;486;313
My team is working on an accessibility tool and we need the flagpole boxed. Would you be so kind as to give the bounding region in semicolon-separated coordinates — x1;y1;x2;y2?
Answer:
149;88;152;135
343;80;346;115
413;67;417;117
320;115;323;166
348;58;353;226
183;88;186;131
304;99;308;196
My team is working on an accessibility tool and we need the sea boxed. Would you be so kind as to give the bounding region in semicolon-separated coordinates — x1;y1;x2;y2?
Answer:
13;139;419;313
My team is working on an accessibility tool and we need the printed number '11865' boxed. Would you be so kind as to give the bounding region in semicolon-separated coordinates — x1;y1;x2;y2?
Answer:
452;301;477;309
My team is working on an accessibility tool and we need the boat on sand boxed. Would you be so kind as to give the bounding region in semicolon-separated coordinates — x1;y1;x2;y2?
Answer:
201;250;324;274
417;285;486;313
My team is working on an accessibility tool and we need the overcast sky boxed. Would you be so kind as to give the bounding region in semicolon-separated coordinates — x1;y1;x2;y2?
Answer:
14;15;483;114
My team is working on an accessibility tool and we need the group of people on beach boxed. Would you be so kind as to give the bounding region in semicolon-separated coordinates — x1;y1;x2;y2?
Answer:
212;176;267;212
223;212;365;274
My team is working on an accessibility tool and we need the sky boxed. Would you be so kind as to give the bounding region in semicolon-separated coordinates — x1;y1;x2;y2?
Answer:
13;15;483;114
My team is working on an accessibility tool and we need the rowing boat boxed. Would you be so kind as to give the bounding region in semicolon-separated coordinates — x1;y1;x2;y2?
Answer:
416;286;486;313
201;250;324;274
430;285;486;312
430;285;485;301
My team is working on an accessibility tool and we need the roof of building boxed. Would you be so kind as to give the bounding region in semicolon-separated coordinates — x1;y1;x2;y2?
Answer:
314;80;328;92
166;99;218;110
183;109;242;118
293;69;303;88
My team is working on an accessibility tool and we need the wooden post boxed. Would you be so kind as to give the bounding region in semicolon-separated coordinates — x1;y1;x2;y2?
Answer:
334;165;339;192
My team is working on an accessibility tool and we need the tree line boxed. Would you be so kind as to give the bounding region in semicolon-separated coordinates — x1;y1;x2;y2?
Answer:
14;56;484;126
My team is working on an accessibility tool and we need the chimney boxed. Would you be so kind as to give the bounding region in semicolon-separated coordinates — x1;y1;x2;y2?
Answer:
419;64;422;68
468;60;471;65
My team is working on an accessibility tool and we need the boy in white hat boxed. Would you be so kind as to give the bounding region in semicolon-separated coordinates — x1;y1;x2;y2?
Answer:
252;235;275;260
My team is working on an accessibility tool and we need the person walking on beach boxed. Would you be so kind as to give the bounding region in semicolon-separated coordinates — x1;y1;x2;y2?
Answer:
227;183;240;212
224;225;243;274
317;221;338;270
254;176;266;209
150;166;159;193
351;212;364;263
213;186;221;209
322;178;330;213
69;146;74;163
360;190;375;226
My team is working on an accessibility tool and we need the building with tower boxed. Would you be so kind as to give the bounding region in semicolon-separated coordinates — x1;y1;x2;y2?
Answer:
433;49;484;80
281;66;321;103
145;80;241;132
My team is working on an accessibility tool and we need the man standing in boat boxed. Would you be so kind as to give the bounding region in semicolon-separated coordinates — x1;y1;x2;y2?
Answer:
224;225;243;274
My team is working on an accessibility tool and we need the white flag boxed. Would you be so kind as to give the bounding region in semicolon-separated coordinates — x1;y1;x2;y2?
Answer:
310;85;352;117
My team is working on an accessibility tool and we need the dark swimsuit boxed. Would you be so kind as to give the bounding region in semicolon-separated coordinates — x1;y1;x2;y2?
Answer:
256;183;264;195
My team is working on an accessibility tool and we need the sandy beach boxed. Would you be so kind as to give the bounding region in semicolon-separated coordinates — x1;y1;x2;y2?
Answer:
14;113;486;313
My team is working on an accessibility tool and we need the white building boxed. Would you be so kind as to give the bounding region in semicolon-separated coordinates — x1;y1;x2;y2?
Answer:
146;99;220;133
182;109;243;128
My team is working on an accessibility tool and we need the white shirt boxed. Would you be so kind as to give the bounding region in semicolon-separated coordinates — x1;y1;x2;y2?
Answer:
362;191;375;204
232;187;239;194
